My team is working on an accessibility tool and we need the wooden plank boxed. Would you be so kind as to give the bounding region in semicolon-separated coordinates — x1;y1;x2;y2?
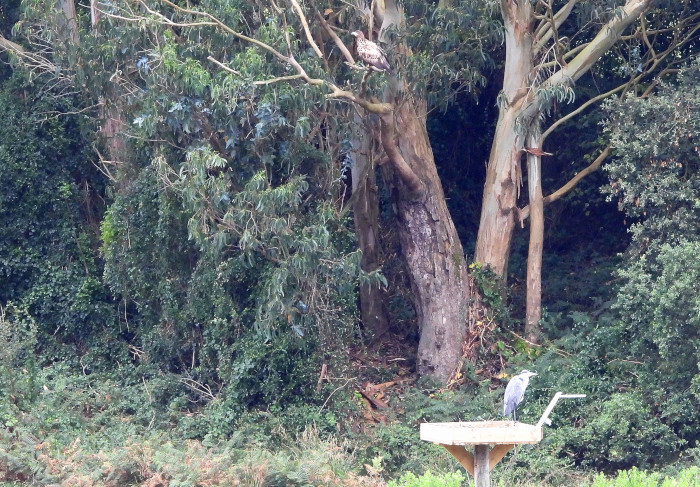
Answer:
420;421;542;445
489;444;514;470
474;445;490;487
441;444;474;475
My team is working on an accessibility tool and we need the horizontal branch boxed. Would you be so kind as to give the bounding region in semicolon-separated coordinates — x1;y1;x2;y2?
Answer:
326;86;392;114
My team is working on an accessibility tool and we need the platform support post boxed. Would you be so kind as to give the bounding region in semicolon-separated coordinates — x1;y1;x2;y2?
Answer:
474;444;490;487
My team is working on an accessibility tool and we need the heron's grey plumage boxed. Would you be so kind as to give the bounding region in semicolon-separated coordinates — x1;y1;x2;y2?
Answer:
503;370;537;421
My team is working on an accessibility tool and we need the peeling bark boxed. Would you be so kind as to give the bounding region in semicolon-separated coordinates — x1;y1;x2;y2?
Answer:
476;0;653;278
475;1;534;276
377;94;472;380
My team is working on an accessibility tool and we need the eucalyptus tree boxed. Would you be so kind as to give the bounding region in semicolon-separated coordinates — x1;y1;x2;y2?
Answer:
474;0;700;341
4;0;500;381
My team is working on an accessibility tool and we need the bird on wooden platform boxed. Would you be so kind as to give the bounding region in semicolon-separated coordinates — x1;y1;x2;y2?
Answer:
503;370;537;421
350;30;393;75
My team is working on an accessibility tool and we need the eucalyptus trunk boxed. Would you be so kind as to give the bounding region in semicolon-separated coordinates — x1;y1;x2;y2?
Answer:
378;96;472;379
525;132;543;343
474;1;535;276
370;1;475;380
351;112;389;341
475;0;654;336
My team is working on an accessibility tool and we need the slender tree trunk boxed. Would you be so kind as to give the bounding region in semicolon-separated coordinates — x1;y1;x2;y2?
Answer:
351;111;390;341
525;132;543;343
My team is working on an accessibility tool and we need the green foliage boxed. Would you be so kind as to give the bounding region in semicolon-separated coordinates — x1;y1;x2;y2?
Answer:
0;76;116;362
604;60;700;258
560;393;682;470
388;470;465;487
469;261;511;325
591;467;700;487
402;0;499;108
592;59;700;460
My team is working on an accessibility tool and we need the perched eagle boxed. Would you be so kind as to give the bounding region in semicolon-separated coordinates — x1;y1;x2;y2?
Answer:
350;31;393;74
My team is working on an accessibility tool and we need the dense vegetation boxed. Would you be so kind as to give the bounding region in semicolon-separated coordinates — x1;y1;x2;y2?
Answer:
0;0;699;485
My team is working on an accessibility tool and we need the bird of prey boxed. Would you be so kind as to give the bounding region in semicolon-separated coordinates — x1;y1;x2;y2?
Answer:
503;370;537;421
350;30;393;74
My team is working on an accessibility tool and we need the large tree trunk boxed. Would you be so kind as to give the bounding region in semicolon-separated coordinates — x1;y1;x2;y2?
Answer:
474;1;534;276
369;0;479;380
378;96;472;379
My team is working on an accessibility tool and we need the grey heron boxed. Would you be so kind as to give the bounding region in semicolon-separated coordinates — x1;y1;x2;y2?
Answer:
503;370;537;421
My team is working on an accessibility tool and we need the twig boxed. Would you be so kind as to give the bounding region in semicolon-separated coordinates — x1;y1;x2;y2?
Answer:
206;56;241;76
142;375;153;403
318;377;355;412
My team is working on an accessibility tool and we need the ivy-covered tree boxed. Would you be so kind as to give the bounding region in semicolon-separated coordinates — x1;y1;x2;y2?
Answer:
0;74;117;362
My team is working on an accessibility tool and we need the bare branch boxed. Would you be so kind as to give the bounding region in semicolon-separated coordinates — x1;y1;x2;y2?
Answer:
207;56;241;76
254;74;306;85
315;11;355;64
546;0;653;86
289;0;323;58
533;0;578;57
0;34;26;56
542;82;629;140
326;86;391;114
160;0;290;64
545;5;700;141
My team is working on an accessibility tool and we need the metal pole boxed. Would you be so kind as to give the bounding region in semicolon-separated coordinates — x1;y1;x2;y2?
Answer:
474;444;490;487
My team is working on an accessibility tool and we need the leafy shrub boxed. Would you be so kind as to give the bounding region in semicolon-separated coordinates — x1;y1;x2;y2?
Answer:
591;467;700;487
387;470;465;487
561;393;682;471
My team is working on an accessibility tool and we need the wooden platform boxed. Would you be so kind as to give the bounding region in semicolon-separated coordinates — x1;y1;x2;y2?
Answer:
420;421;542;445
419;394;586;486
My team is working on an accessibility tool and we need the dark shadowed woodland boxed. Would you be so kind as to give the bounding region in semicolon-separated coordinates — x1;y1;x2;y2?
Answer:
1;0;700;485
